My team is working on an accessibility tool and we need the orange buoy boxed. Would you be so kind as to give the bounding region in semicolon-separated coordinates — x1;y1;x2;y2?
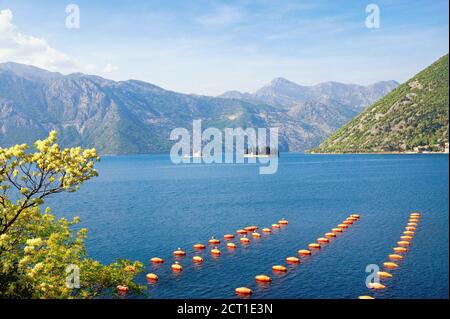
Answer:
262;228;271;233
358;295;375;299
397;241;410;246
224;234;235;240
368;283;386;289
350;214;361;219
173;249;186;256
384;262;399;269
278;219;289;225
252;232;261;238
405;226;416;231
347;217;358;222
401;235;413;240
298;249;312;256
211;247;221;255
208;237;220;244
410;212;421;217
377;271;392;279
404;230;415;235
286;256;300;263
192;256;204;263
235;287;252;295
389;254;403;260
146;273;158;281
240;237;250;244
150;257;164;264
338;224;348;229
272;224;280;229
393;247;408;253
171;262;183;272
192;256;203;263
227;242;237;249
193;243;206;249
272;265;287;272
308;243;321;249
245;226;258;232
343;220;353;225
317;237;329;243
332;228;343;233
409;218;419;223
325;232;336;238
117;285;129;293
407;222;417;227
236;229;247;235
255;275;272;282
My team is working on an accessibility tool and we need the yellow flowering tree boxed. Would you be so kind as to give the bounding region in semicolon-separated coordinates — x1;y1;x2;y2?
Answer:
0;131;143;298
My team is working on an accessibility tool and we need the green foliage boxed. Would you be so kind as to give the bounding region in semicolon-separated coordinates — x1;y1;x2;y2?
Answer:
0;132;143;298
311;54;449;153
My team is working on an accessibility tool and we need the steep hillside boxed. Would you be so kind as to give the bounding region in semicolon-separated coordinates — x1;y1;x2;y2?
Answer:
312;55;449;153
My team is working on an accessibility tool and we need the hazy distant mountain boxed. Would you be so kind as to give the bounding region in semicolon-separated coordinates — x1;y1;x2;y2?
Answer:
0;62;398;154
220;77;399;110
312;54;449;153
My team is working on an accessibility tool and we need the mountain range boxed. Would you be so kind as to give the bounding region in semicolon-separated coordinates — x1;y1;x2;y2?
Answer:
313;54;449;153
220;77;398;111
0;62;398;154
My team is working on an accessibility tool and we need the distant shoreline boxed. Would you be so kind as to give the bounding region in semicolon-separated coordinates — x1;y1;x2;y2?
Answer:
98;151;449;157
308;151;449;155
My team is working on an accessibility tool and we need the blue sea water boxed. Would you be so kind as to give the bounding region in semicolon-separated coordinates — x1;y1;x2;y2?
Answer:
47;153;449;299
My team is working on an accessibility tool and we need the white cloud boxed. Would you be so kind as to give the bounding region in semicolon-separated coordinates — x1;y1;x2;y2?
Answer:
0;9;116;76
0;9;82;72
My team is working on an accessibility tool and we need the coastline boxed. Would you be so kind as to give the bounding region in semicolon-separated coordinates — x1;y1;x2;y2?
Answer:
308;151;449;155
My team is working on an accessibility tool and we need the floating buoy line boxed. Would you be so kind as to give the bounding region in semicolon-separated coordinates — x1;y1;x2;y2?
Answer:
236;214;361;298
116;214;370;298
117;219;289;296
358;211;422;300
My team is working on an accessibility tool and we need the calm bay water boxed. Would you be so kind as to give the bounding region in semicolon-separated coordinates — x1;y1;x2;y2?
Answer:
48;154;449;299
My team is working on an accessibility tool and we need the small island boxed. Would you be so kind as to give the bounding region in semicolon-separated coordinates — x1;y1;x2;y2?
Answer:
244;146;279;157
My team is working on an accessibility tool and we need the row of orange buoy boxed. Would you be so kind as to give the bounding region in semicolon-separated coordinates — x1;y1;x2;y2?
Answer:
235;214;361;297
116;219;289;294
358;212;421;299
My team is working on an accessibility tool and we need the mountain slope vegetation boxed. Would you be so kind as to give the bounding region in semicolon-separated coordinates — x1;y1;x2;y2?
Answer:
312;54;449;153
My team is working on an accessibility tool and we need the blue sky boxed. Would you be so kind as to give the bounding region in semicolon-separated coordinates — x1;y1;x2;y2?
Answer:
0;0;448;95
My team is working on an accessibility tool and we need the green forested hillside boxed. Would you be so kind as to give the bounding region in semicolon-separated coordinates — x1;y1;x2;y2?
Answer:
312;54;449;153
